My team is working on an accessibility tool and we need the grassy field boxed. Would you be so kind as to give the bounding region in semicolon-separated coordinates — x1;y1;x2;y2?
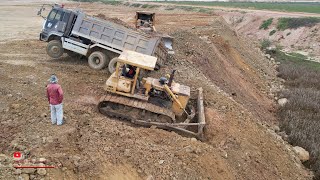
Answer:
269;49;320;179
158;1;320;14
277;17;320;30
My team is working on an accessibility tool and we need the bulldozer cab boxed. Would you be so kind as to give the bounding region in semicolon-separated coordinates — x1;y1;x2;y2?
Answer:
104;50;157;99
135;11;155;32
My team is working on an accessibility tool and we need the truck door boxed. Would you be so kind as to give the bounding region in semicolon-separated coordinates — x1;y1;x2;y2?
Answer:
63;12;76;36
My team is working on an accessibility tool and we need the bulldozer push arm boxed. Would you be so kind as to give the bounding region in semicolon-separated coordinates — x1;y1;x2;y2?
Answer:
163;84;185;112
134;87;206;139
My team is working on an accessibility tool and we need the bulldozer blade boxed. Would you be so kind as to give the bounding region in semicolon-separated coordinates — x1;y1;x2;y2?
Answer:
133;87;206;140
161;35;174;53
196;87;206;140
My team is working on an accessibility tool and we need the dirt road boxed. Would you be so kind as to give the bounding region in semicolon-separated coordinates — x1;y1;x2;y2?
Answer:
0;1;312;179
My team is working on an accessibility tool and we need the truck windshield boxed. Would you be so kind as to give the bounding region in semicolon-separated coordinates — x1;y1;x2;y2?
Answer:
55;11;64;21
47;9;64;21
48;9;57;20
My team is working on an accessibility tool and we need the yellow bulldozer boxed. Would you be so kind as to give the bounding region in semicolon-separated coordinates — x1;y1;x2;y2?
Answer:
135;11;156;32
98;50;205;139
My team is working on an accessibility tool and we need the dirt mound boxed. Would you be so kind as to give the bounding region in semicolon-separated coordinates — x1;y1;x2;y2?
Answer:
94;13;136;30
0;1;313;180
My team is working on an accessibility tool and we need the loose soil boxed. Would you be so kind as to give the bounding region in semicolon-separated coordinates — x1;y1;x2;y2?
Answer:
0;1;312;180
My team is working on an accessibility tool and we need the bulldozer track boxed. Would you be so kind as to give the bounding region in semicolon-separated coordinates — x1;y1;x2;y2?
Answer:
98;94;176;123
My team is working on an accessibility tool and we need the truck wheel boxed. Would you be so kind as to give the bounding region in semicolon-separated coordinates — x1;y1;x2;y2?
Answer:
155;64;160;71
108;57;118;73
47;40;64;58
88;51;108;70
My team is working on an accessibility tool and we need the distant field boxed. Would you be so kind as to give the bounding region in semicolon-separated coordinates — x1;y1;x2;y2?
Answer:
157;1;320;14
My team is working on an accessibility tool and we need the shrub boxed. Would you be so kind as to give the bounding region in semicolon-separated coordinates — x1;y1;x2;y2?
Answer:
141;4;149;8
277;17;320;30
176;6;197;11
165;7;176;11
274;49;320;179
286;32;291;36
130;3;142;8
197;8;214;14
259;18;273;30
260;39;271;50
102;1;122;5
269;30;276;36
148;5;161;8
278;88;320;178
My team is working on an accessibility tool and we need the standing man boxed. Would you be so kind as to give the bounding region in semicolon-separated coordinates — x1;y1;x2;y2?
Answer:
46;74;64;125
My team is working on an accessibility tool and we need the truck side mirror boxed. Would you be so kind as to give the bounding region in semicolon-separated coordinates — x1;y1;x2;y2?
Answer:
37;6;47;20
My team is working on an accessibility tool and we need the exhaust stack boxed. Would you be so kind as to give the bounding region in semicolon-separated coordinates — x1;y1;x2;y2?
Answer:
168;70;176;87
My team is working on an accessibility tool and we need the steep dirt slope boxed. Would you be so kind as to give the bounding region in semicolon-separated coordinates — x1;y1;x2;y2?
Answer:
158;18;309;179
171;18;276;124
0;1;313;180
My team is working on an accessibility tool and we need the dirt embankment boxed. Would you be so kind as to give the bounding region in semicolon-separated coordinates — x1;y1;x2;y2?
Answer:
216;10;320;61
0;1;313;180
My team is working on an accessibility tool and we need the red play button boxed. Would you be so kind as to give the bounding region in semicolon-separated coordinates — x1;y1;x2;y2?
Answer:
13;152;21;159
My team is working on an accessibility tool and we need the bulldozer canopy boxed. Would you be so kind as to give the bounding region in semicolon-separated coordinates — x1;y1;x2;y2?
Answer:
117;50;157;71
136;11;155;16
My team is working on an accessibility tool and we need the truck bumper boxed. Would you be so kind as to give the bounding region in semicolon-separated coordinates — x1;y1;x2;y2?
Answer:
39;32;48;42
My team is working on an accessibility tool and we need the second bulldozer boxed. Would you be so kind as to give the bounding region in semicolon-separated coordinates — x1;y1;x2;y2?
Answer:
98;50;205;139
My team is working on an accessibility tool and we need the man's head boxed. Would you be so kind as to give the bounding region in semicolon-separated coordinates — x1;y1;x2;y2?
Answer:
165;73;170;79
49;74;58;84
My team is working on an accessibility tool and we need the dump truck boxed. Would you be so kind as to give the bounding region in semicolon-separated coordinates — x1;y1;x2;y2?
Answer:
98;50;206;139
38;4;168;71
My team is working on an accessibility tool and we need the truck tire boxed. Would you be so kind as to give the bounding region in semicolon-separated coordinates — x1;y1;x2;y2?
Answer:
88;51;109;70
108;57;118;73
155;64;160;71
46;40;64;58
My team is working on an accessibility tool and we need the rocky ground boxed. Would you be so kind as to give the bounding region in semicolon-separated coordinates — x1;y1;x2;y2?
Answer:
0;1;314;180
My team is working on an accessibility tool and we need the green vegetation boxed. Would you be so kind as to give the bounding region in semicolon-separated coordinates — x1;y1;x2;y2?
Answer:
269;30;276;36
157;1;320;14
141;4;161;8
274;50;320;71
277;17;320;30
269;49;320;179
74;0;122;5
165;7;176;11
70;0;215;14
72;1;320;14
130;3;142;8
260;39;271;50
175;6;197;11
260;18;273;30
164;6;214;14
198;8;213;13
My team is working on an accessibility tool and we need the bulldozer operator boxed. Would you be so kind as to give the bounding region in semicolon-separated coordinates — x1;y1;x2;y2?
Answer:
122;64;136;79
